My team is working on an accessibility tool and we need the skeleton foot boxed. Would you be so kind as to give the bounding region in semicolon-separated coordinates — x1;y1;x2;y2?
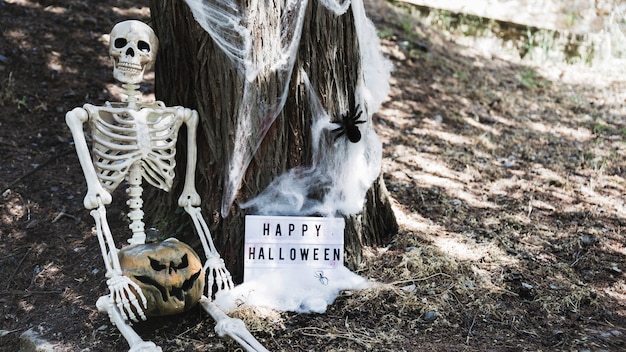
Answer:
96;296;162;352
129;342;162;352
200;296;269;352
204;254;234;295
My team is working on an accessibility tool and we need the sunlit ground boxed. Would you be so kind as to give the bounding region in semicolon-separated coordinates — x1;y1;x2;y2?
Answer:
363;0;626;346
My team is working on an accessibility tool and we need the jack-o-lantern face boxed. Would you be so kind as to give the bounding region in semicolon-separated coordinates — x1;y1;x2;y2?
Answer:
118;238;205;317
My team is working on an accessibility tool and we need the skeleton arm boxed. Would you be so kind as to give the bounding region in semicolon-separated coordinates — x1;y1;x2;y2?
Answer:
91;202;148;323
178;108;201;207
67;106;147;323
65;106;112;209
175;108;234;295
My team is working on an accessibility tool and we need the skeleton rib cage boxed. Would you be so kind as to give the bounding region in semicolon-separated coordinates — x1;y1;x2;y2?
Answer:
86;106;184;193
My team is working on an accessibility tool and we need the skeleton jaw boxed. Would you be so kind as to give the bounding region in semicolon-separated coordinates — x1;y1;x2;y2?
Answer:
113;60;146;84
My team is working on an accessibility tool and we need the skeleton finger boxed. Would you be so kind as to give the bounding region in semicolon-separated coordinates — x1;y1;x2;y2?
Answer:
128;279;148;310
108;278;129;318
210;268;225;292
213;269;226;291
204;263;216;297
108;276;148;322
204;268;233;296
215;267;234;291
124;285;147;322
112;288;133;322
204;256;234;293
115;287;139;322
115;286;142;323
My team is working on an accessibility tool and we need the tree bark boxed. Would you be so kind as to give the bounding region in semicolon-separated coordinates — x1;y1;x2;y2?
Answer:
147;0;398;281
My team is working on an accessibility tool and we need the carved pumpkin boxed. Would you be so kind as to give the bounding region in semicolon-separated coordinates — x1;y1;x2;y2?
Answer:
118;238;204;317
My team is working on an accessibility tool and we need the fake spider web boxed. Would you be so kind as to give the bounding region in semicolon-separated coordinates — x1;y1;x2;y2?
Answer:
240;70;383;217
185;0;309;217
183;0;250;74
184;0;390;218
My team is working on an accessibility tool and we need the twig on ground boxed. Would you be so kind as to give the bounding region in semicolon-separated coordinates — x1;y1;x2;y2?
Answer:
294;326;377;348
6;248;32;290
51;211;80;223
389;272;452;285
466;314;477;345
0;289;61;296
2;148;74;194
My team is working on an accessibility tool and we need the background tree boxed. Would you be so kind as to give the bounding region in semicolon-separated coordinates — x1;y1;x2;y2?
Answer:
147;0;398;281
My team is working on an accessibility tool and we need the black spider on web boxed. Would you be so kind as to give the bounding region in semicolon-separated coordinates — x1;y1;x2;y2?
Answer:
331;103;365;143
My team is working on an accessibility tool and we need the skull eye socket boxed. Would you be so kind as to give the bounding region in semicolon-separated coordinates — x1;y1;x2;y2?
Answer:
114;38;128;49
149;257;167;271
138;40;151;53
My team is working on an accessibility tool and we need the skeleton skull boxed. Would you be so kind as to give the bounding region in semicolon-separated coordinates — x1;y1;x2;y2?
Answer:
109;20;158;84
118;238;204;317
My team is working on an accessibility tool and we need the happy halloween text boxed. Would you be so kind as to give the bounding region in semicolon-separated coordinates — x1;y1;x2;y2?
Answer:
244;215;344;268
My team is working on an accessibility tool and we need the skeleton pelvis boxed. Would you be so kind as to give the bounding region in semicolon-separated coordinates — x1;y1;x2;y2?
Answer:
118;238;205;316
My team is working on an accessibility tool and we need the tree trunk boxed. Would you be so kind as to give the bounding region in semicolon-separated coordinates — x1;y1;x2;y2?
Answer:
147;0;398;282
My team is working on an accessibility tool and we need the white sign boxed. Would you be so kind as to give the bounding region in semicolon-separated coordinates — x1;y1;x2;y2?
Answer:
244;215;345;281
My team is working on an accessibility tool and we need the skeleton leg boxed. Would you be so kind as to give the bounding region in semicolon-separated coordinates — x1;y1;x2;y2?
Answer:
199;296;269;352
184;205;234;296
96;296;162;352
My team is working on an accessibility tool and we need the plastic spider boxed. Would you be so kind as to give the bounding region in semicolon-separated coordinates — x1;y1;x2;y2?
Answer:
314;270;329;285
331;103;365;143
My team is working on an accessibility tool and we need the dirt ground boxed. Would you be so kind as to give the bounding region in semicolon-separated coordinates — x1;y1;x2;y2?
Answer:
1;0;625;351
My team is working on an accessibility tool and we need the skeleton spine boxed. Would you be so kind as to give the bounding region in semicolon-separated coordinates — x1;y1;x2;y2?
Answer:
122;83;140;109
126;163;146;244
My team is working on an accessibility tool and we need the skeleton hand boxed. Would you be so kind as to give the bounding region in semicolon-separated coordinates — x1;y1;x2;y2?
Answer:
107;275;148;323
84;185;112;209
204;254;234;295
178;187;201;207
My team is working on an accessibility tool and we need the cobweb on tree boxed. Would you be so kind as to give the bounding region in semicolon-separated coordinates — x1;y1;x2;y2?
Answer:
241;0;391;217
185;0;309;217
183;0;391;218
240;69;382;216
184;0;250;75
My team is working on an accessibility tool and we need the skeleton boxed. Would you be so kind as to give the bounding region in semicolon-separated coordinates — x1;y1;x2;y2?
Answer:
66;20;268;352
